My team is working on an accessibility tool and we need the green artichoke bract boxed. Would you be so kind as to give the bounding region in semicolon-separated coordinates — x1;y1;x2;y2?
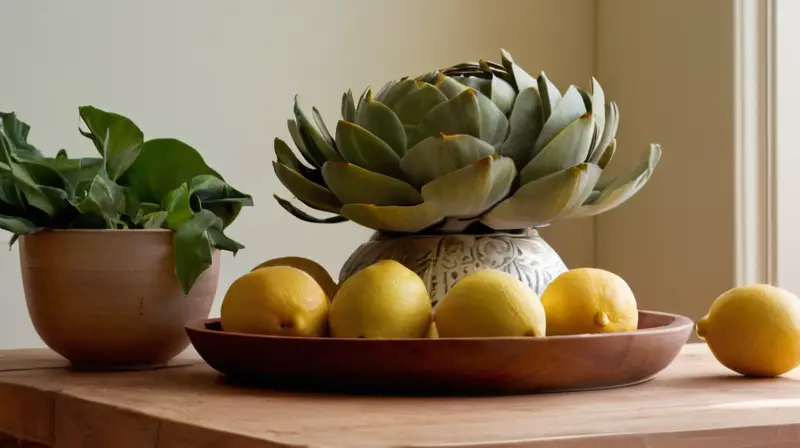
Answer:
273;49;661;233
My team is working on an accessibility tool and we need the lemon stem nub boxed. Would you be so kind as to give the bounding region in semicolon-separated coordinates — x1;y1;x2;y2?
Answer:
594;311;611;327
696;318;707;339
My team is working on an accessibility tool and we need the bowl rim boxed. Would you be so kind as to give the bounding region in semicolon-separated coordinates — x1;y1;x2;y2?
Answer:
186;310;695;343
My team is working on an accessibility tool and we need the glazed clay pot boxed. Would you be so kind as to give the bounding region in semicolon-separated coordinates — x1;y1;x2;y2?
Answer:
19;229;219;370
340;229;567;305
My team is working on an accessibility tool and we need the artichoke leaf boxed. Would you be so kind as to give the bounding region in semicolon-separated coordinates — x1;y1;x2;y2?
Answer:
592;102;619;162
288;119;323;168
490;73;517;115
421;156;516;219
537;72;563;120
354;92;407;157
334;121;403;178
312;107;336;148
321;161;422;206
433;73;471;99
567;144;661;219
411;89;508;149
341;90;357;123
340;201;443;233
590;78;606;152
591;138;617;169
500;49;538;91
376;79;417;110
293;97;342;162
272;161;341;214
392;82;448;128
500;87;545;168
273;195;348;224
520;114;595;184
400;134;496;187
533;85;589;156
482;163;602;230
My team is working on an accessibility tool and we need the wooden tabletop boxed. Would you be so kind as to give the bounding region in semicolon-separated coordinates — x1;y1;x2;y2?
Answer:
1;344;799;448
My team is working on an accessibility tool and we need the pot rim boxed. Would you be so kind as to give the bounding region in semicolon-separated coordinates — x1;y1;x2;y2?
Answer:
27;228;172;234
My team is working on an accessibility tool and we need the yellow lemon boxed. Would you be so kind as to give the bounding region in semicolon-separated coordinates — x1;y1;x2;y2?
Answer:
329;260;431;339
252;256;338;300
697;284;800;377
221;266;328;337
540;268;638;336
434;270;546;338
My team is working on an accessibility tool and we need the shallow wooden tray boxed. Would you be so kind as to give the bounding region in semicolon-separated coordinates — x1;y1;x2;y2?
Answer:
186;310;693;395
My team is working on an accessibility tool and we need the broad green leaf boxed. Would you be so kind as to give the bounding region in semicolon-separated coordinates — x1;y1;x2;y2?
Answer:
273;161;341;213
0;171;22;208
400;134;496;187
207;227;244;254
567;144;661;219
390;81;448;128
482;163;602;230
273;194;348;224
501;49;538;91
334;121;403;178
163;183;193;229
355;92;407;157
500;87;545;168
142;211;168;229
78;106;145;180
188;174;253;228
322;161;421;206
172;209;222;295
341;90;357;122
21;161;65;189
591;102;619;162
120;138;221;203
0;213;37;234
591;138;617;169
537;72;563;120
288;119;323;168
590;78;606;152
133;202;162;225
71;173;126;228
411;89;509;149
0;112;44;161
533;86;589;156
421;156;516;218
0;136;56;217
340;201;442;233
45;157;102;198
520;114;595;184
294;97;342;162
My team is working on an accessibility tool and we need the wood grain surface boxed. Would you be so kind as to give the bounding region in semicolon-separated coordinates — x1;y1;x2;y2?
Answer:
0;344;799;448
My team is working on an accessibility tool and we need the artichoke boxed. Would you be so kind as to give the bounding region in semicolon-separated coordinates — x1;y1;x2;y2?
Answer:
272;49;660;233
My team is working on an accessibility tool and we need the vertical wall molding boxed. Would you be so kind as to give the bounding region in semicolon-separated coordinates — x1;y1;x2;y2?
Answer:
733;0;775;286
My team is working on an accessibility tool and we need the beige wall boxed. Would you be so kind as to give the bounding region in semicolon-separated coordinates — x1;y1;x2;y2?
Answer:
594;0;736;323
0;0;596;348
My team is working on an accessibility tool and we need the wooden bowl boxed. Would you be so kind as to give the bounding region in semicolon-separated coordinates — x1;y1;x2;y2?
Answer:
186;310;693;395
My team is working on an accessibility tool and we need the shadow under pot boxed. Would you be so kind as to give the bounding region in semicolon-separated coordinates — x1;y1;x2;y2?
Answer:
18;229;219;370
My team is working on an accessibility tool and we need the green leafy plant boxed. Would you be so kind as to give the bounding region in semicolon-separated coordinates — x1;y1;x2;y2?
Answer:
0;107;253;294
271;49;660;233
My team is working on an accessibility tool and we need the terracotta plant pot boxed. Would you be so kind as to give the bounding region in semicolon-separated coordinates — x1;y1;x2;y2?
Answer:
19;229;219;370
340;229;567;305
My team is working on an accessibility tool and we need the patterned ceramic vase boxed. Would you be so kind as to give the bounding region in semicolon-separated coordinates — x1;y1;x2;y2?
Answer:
339;229;567;305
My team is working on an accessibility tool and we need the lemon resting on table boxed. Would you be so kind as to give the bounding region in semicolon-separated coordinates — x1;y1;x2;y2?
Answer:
540;267;639;336
697;284;800;377
220;265;329;337
252;256;338;300
434;270;546;338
